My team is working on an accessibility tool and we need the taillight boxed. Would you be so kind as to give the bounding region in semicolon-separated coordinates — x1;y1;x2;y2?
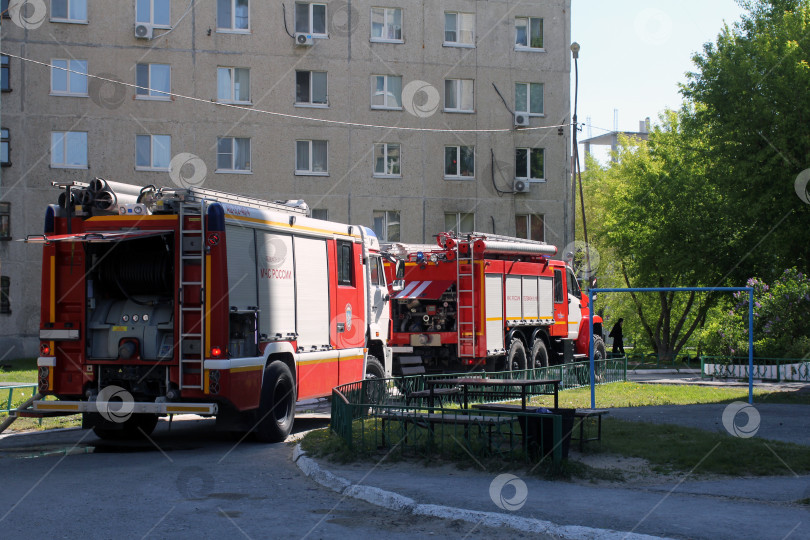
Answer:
40;343;51;356
211;347;222;358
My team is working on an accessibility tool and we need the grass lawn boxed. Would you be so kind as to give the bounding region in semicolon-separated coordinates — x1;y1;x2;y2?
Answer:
1;358;81;432
527;381;810;409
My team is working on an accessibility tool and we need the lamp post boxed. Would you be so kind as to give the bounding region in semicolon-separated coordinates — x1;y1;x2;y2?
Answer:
570;42;592;283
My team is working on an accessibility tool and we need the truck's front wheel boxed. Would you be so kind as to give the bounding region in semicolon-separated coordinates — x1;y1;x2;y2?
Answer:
254;362;295;443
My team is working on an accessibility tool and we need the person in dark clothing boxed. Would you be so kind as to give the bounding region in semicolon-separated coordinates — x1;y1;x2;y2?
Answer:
609;318;625;356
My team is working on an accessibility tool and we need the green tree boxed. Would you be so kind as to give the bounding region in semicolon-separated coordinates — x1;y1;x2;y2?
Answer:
681;0;810;277
585;111;732;362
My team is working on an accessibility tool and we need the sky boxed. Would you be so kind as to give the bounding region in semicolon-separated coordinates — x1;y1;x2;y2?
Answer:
572;0;747;155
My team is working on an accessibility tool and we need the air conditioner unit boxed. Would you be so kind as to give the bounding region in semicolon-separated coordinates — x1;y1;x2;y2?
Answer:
135;23;153;39
514;114;530;127
513;179;531;193
295;33;314;46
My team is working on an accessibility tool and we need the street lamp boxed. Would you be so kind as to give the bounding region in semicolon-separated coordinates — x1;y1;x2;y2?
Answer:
570;42;592;284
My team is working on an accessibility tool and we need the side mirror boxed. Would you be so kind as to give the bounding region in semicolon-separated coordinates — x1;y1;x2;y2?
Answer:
392;280;404;292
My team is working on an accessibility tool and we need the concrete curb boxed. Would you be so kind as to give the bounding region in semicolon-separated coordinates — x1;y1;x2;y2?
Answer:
293;444;670;540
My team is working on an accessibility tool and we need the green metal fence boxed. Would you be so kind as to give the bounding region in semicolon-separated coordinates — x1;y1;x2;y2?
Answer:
1;384;38;414
329;358;625;466
700;356;810;382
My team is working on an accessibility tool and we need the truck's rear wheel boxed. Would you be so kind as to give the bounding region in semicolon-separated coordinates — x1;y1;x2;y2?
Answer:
506;339;527;372
593;336;607;361
530;339;549;369
254;362;295;443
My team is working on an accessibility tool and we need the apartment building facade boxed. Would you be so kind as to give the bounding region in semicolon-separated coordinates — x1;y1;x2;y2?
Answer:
0;0;572;356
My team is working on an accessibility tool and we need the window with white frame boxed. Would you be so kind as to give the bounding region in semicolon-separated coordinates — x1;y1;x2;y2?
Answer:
515;16;543;50
444;12;474;46
371;7;402;42
51;131;88;169
295;140;328;175
372;210;400;242
515;214;544;242
296;71;327;106
136;0;171;27
51;0;87;23
295;2;327;36
1;128;9;167
444;146;474;179
371;75;402;109
515;82;543;116
217;0;249;31
444;212;474;234
373;143;400;177
218;67;250;103
444;79;473;112
217;137;251;172
136;134;171;170
50;59;88;96
515;147;544;181
136;63;171;99
311;208;328;221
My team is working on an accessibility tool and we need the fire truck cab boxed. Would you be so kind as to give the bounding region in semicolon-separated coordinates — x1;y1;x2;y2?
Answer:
30;180;390;442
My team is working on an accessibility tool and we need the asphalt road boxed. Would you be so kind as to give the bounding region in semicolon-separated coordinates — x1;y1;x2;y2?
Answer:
0;418;545;540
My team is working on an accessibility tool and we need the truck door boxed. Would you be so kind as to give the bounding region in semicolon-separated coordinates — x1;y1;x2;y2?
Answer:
368;255;390;344
566;267;582;340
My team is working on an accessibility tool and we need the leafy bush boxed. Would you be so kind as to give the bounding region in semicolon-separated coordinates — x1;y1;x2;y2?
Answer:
701;268;810;358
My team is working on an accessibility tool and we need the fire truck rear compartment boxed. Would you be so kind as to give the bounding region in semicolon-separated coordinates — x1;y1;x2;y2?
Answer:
85;236;175;362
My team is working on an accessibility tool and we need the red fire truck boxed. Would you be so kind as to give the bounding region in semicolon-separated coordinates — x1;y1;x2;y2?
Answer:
383;232;605;374
28;180;390;442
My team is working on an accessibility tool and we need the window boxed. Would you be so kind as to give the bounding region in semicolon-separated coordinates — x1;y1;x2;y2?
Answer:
295;2;326;36
369;256;384;286
371;75;402;109
373;143;400;177
136;134;171;170
0;202;9;241
337;241;354;286
1;128;9;167
372;210;400;242
51;131;88;169
50;59;88;96
515;17;543;50
217;137;251;172
1;55;9;92
515;214;544;242
444;12;474;46
217;0;249;31
444;79;473;112
515;82;543;116
1;1;8;19
218;67;250;103
515;148;544;181
444;146;474;179
295;140;328;175
311;208;328;220
51;0;87;23
136;0;170;27
567;268;581;299
553;269;564;303
371;7;402;42
0;276;9;314
136;63;171;99
444;212;474;234
295;71;327;106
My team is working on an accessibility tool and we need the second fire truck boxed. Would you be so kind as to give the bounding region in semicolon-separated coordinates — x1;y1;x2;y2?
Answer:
383;232;606;374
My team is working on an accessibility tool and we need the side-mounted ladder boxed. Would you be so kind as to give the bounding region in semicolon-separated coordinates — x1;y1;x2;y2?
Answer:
178;200;206;390
456;238;476;358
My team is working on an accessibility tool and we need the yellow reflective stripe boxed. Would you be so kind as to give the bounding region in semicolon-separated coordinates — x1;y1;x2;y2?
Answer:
37;402;79;411
230;365;264;373
166;405;212;413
